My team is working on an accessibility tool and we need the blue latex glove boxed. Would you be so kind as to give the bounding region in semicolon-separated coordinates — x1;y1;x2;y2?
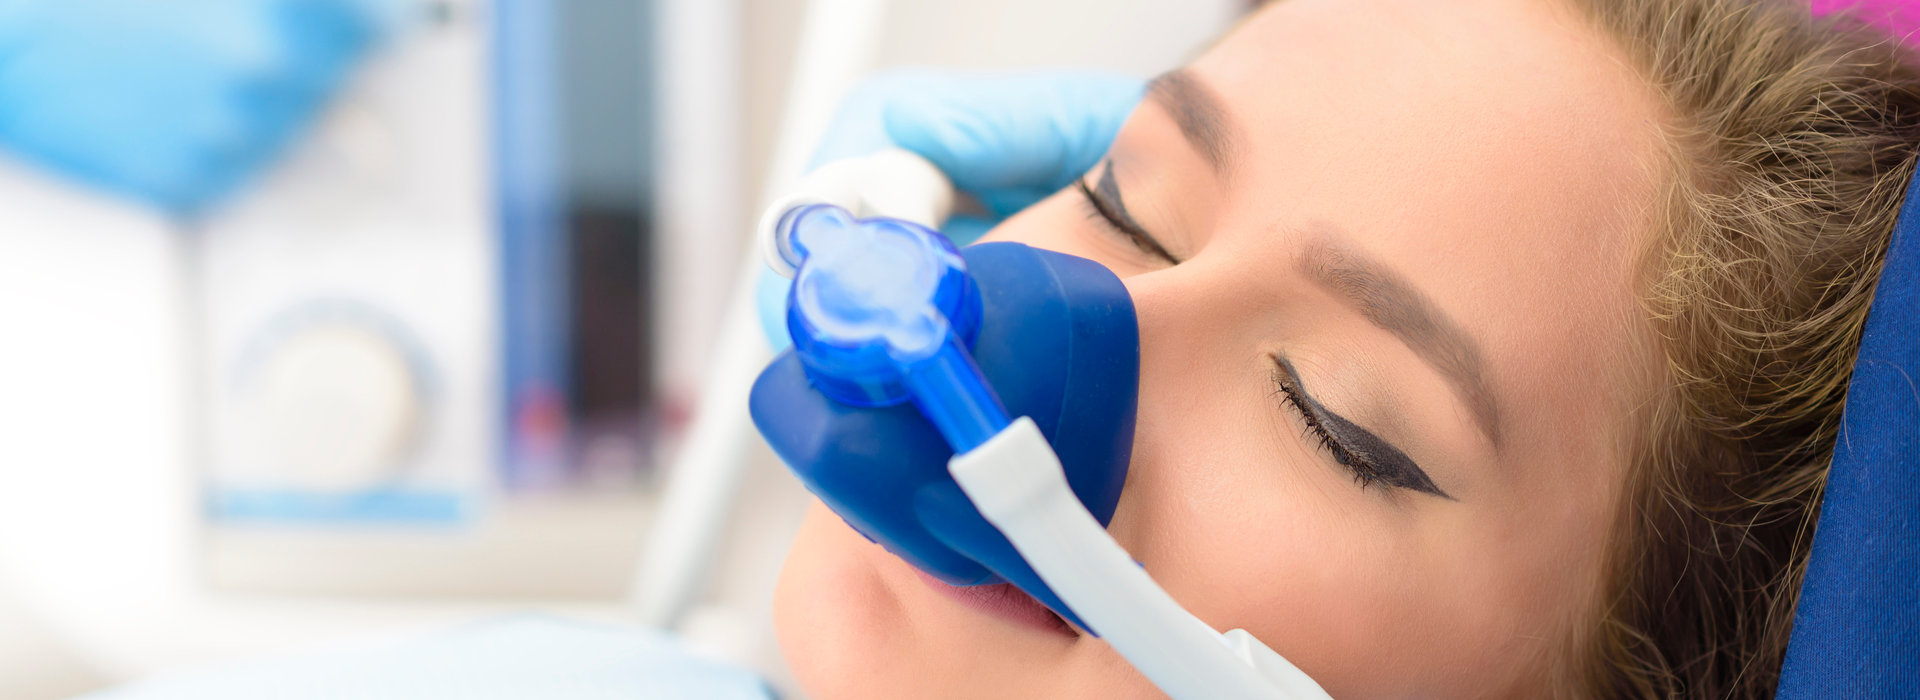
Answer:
757;68;1147;349
0;0;395;215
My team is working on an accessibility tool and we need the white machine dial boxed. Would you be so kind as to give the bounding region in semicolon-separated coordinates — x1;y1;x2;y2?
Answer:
232;313;428;491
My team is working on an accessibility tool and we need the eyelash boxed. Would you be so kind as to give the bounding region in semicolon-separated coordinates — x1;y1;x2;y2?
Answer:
1074;178;1172;262
1272;369;1388;491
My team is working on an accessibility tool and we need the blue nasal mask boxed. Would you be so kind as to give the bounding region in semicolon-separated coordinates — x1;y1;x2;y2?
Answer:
748;150;1329;699
751;202;1140;631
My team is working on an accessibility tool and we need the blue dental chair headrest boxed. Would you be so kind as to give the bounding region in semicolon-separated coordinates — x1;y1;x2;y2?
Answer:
1775;165;1920;697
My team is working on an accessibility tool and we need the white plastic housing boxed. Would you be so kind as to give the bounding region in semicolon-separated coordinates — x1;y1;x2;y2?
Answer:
948;418;1332;700
756;148;955;278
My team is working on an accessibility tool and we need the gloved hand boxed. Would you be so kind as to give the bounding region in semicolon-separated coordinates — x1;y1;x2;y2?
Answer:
757;68;1146;349
0;0;397;216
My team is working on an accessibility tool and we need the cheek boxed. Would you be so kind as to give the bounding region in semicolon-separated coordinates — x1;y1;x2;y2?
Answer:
972;191;1081;250
1117;393;1524;697
973;190;1167;278
775;505;919;697
1109;273;1538;697
772;510;934;697
1115;286;1375;688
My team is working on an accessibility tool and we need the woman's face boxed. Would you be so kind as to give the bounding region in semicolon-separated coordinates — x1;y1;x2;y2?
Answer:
776;0;1669;696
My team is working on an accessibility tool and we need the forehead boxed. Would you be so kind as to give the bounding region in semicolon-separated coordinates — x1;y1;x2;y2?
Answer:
1182;0;1668;454
1193;0;1663;218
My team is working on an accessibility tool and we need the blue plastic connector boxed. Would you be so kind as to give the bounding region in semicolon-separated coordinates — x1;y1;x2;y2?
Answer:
781;203;1008;452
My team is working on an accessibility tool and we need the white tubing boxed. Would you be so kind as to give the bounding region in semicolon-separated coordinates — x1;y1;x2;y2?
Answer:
757;148;955;278
948;418;1332;700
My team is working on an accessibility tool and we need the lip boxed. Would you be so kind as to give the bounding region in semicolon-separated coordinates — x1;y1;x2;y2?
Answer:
913;569;1078;638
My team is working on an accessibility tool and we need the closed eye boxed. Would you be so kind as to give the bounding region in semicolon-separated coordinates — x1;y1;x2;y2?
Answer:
1271;355;1453;500
1075;161;1181;265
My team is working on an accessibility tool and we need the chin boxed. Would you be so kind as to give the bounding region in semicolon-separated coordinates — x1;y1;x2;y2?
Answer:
773;503;1157;699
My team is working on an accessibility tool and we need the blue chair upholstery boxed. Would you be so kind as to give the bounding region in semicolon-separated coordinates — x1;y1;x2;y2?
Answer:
1776;170;1920;697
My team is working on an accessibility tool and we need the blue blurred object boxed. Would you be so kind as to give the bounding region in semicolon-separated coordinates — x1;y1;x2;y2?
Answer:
751;239;1140;632
756;69;1145;350
489;0;572;487
0;0;396;215
80;615;774;700
878;69;1146;242
1775;161;1920;697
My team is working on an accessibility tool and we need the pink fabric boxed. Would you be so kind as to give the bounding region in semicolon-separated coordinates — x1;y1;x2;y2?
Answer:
1811;0;1920;41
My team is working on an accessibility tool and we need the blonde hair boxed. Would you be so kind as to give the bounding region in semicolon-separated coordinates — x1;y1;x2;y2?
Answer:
1562;0;1920;696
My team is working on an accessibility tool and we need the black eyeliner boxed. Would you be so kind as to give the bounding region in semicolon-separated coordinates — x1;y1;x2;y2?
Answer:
1077;162;1181;264
1274;357;1453;500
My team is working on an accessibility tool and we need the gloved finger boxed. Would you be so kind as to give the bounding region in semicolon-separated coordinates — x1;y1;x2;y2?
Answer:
882;71;1144;200
761;70;1141;349
805;68;948;169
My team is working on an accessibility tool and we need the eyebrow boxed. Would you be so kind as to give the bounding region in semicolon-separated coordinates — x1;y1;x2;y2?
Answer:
1147;69;1238;176
1297;240;1503;447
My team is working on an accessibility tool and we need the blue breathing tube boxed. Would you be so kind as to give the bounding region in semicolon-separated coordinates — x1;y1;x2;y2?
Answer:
749;203;1140;631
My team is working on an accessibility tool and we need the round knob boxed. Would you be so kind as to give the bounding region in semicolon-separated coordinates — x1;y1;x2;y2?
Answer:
238;321;423;491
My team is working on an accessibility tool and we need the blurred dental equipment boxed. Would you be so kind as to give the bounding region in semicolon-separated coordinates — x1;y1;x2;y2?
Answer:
192;0;493;573
3;0;664;686
748;149;1331;700
0;0;517;534
196;0;670;597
